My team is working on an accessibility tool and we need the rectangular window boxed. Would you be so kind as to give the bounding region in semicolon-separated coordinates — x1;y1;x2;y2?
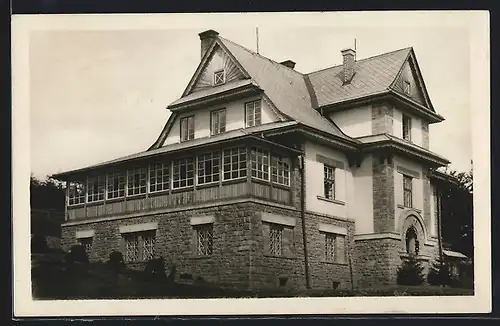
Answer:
194;224;213;256
68;182;85;206
245;100;262;127
324;233;346;263
213;70;225;86
403;175;413;208
223;147;247;180
403;80;411;95
210;109;226;135
78;237;93;252
180;116;195;142
271;154;290;186
106;171;125;199
172;157;194;189
269;224;283;256
124;231;156;262
403;114;412;141
198;151;221;184
149;163;170;193
251;147;270;181
325;233;336;262
87;176;105;203
323;165;336;199
124;233;139;262
127;167;147;196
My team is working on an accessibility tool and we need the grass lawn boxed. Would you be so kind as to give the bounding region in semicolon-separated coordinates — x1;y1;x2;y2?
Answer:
31;253;474;300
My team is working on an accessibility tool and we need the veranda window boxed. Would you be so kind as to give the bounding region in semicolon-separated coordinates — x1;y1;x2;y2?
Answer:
222;147;247;180
271;154;290;186
251;147;270;181
127;167;147;196
149;163;170;193
68;182;85;205
172;157;194;189
106;171;125;199
198;151;221;184
87;176;105;203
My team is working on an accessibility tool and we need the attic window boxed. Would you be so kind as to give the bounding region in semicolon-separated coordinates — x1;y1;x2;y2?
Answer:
403;80;411;95
214;70;225;86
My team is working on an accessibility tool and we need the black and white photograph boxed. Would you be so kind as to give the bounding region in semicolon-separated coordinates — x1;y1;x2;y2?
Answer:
12;11;491;316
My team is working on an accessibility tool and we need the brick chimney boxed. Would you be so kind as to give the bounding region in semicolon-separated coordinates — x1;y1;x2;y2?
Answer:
198;29;219;59
280;60;296;70
341;48;356;83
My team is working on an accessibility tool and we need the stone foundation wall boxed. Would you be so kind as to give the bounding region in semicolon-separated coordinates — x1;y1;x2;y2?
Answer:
61;200;355;291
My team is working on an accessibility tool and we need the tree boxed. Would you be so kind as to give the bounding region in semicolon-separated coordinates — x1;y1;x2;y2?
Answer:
439;166;473;259
30;174;65;211
397;255;425;286
427;257;451;287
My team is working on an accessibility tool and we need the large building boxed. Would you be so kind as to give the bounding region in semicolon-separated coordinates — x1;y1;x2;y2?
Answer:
52;29;454;289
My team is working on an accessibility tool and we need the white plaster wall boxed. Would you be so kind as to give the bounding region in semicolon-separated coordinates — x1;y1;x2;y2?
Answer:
304;141;351;219
329;106;372;138
163;96;279;146
393;109;423;147
430;183;437;237
393;155;424;230
352;155;374;234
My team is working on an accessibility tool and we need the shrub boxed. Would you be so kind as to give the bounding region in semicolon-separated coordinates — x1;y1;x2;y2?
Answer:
396;256;425;286
427;258;451;287
143;257;167;281
65;244;89;264
107;251;125;272
31;235;48;253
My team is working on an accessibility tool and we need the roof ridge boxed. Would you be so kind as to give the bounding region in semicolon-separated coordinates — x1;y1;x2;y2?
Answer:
218;36;305;76
305;46;413;76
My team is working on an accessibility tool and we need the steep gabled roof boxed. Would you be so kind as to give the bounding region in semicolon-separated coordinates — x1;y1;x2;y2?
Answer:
217;36;354;142
306;47;412;108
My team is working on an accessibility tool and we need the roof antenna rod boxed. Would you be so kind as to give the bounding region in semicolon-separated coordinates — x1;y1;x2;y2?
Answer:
354;38;357;61
256;27;259;54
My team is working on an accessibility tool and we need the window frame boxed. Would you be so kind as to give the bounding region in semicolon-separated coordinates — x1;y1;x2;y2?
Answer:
250;146;270;181
245;100;262;128
68;181;86;206
149;162;170;193
106;171;126;200
194;223;214;256
78;237;93;253
172;156;195;189
222;147;247;181
210;108;226;136
402;114;412;141
271;154;291;186
403;174;413;208
269;223;284;256
403;80;411;95
123;230;156;262
180;115;195;142
323;165;336;200
126;167;147;196
86;175;105;203
213;69;225;86
198;151;221;185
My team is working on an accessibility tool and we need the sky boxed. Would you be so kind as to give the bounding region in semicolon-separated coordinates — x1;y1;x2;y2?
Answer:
27;13;476;179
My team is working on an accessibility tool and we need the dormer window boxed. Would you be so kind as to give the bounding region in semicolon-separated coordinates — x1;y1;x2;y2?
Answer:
403;80;411;95
213;70;225;86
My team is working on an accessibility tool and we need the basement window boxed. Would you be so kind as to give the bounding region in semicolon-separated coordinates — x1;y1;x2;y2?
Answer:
78;237;93;253
124;230;156;262
194;223;213;256
269;224;283;256
324;232;346;264
213;70;225;86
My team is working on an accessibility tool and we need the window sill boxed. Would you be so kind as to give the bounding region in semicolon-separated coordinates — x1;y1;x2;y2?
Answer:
106;197;126;204
86;201;104;207
196;181;220;190
317;196;345;206
398;252;431;261
171;186;194;194
126;193;147;200
68;203;85;209
189;255;213;260
221;177;247;185
321;260;348;266
148;189;170;197
263;254;297;260
397;204;421;213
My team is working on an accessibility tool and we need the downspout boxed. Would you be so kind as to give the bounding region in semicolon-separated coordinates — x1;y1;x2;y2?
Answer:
299;154;311;289
436;187;444;264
